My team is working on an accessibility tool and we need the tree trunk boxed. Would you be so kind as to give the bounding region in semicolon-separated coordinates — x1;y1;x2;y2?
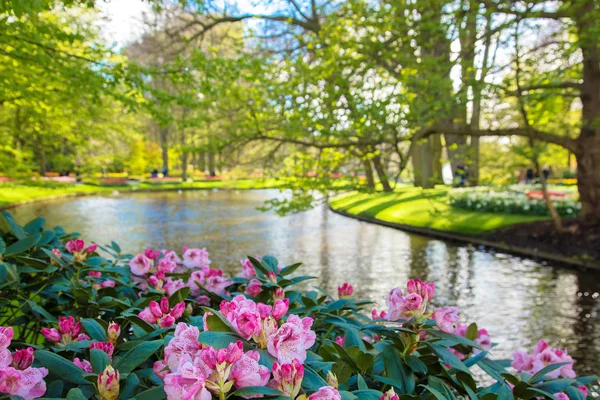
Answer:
576;139;600;219
372;154;392;192
445;134;468;174
181;151;188;181
412;135;443;188
363;159;375;189
159;125;169;171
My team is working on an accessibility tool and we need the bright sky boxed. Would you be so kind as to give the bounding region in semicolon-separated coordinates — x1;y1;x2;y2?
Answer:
97;0;151;47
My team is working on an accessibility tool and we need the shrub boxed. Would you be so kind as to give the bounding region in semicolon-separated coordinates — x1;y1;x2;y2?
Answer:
448;188;581;217
0;211;596;399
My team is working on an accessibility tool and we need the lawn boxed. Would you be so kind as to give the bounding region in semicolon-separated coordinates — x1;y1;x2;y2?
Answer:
330;186;549;235
0;178;285;208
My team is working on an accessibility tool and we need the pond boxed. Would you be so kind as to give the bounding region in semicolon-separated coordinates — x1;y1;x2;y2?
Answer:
10;189;600;374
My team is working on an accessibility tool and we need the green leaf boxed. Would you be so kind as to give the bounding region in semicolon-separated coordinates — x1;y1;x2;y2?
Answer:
0;237;5;255
24;217;45;234
91;349;111;374
65;388;88;400
4;233;41;256
420;384;448;400
198;331;240;349
115;340;163;374
528;363;569;383
0;212;26;239
132;386;166;400
279;262;301;276
26;300;57;323
168;287;190;307
81;318;108;341
119;372;141;400
200;307;234;332
429;344;470;374
382;345;415;393
34;350;90;384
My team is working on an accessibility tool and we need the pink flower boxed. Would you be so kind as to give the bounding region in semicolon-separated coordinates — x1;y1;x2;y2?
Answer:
41;328;61;343
0;366;48;400
385;287;425;321
0;327;14;349
153;360;169;380
239;259;256;279
11;348;34;370
88;271;102;278
267;314;316;364
554;394;569;400
406;279;435;301
308;386;342;400
157;258;176;273
164;323;201;372
65;239;85;254
204;274;230;296
219;296;262;340
246;279;263;297
164;278;187;296
273;287;285;301
268;359;304;398
511;340;576;379
182;247;211;269
100;280;115;288
578;386;588;397
335;336;346;347
432;307;459;333
51;248;61;258
338;283;354;299
195;295;211;306
86;243;98;254
74;358;93;373
139;298;185;328
230;350;270;389
381;388;400;400
371;309;387;320
511;350;534;372
272;299;290;319
145;248;161;260
107;322;120;344
129;254;152;276
90;341;115;358
267;271;277;283
164;361;211;400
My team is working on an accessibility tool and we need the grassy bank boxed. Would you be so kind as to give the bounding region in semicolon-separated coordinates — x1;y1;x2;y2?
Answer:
0;178;284;208
330;186;549;235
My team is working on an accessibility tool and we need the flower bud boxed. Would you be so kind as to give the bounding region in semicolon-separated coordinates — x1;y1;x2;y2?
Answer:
272;298;290;319
381;388;399;400
11;347;34;370
169;302;185;320
98;365;120;400
86;243;98;254
267;271;277;283
107;322;120;344
41;328;61;343
90;341;115;358
58;316;75;335
326;371;338;388
337;283;354;299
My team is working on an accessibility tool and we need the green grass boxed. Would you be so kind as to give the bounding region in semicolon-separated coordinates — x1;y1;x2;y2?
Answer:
330;186;549;235
0;178;284;207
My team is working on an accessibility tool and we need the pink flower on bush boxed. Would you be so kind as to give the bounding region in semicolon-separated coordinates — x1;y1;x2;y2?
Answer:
65;239;96;261
164;278;187;296
239;259;256;279
74;358;93;373
42;317;88;345
164;323;202;372
218;295;262;340
335;336;346;347
0;328;13;349
433;307;459;333
88;271;102;278
273;287;285;301
267;314;316;364
98;365;119;400
144;248;161;260
0;366;48;400
338;283;354;299
385;280;434;321
272;299;289;319
129;253;152;276
381;388;400;400
230;350;270;389
554;394;569;400
164;361;211;400
11;348;34;370
308;386;342;400
371;308;388;320
268;359;304;397
90;341;115;358
246;279;263;297
139;298;185;328
511;339;576;379
407;278;435;301
182;247;211;269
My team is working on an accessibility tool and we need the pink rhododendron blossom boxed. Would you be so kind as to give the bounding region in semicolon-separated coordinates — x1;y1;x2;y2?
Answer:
164;361;212;400
273;287;285;301
182;247;211;269
335;336;346;347
267;314;316;364
65;239;85;253
139;298;185;328
41;328;61;343
338;283;354;299
239;259;256;279
86;243;98;253
88;271;102;278
230;350;270;389
98;365;119;400
267;271;277;283
129;254;152;276
554;393;569;400
90;341;115;358
153;360;169;380
0;366;48;400
371;309;387;320
144;248;161;260
268;359;304;398
74;358;93;373
381;388;400;400
11;348;34;370
308;386;342;400
246;279;263;297
164;323;202;372
450;323;492;360
511;340;576;379
157;258;176;274
195;295;211;306
272;299;290;319
433;307;459;333
0;328;13;349
42;317;86;345
578;386;588;397
407;279;435;301
164;278;187;296
219;295;262;340
100;280;115;288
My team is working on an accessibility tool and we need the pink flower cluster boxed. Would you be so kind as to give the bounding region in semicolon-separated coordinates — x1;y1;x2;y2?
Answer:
385;279;435;321
511;340;576;379
432;307;459;333
139;298;185;328
338;283;354;299
129;248;230;300
209;295;314;364
158;323;336;400
41;316;90;345
449;323;492;360
86;270;115;290
65;239;97;262
0;327;48;400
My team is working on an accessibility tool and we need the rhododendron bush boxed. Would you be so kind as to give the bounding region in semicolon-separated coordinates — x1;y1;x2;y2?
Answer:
0;211;597;400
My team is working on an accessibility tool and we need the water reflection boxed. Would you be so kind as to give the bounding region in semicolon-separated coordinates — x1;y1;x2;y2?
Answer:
10;189;600;373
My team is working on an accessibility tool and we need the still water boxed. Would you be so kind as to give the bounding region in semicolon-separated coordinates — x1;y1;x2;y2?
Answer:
10;189;600;373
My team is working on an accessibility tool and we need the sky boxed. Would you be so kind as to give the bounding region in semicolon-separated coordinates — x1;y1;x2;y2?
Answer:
97;0;151;47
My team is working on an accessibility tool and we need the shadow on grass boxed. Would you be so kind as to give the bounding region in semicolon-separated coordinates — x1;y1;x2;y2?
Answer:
355;192;448;218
